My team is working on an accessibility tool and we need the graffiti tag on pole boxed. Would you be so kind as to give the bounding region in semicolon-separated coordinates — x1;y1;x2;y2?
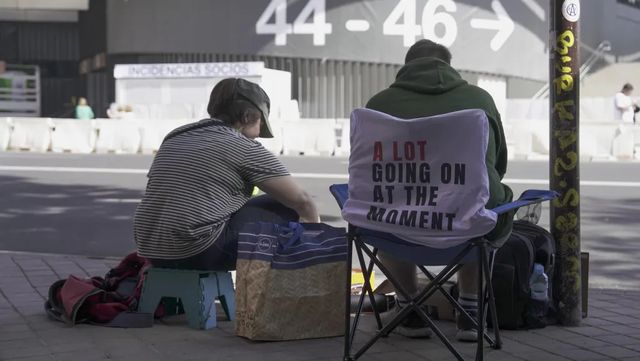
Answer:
550;0;581;325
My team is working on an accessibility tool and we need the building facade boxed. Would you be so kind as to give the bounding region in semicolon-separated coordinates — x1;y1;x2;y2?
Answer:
1;0;639;118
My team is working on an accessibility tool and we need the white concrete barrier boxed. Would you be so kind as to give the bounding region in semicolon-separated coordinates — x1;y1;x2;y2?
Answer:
149;104;193;119
51;119;97;153
282;119;336;156
612;125;635;160
95;119;141;154
0;113;636;161
280;100;301;122
581;123;618;160
139;118;192;154
579;133;598;161
505;99;547;121
633;126;640;160
504;121;533;159
0;118;11;151
281;121;307;156
504;119;640;161
130;105;150;119
581;97;613;123
334;118;350;156
532;130;596;160
192;103;208;119
530;122;550;155
8;117;53;152
506;97;617;124
257;119;284;155
312;118;337;156
503;118;548;158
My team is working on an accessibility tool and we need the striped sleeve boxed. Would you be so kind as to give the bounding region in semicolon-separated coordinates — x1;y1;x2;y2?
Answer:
239;141;289;184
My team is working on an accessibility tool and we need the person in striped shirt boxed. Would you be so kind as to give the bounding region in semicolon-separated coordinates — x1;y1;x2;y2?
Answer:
134;78;320;270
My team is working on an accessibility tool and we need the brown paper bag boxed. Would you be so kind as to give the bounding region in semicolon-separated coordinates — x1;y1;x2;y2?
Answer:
235;222;347;341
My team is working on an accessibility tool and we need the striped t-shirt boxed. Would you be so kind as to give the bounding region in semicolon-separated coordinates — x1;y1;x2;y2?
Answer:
134;119;289;259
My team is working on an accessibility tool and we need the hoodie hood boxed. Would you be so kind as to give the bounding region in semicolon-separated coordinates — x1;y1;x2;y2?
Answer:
391;57;467;95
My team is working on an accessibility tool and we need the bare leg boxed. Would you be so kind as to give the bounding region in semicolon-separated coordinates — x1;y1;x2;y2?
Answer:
378;251;431;338
379;251;418;302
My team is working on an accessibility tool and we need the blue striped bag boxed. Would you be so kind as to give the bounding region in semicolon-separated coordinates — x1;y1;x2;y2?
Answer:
235;222;348;340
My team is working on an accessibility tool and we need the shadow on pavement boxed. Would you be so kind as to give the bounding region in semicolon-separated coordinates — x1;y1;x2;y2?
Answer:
580;196;640;288
0;174;142;257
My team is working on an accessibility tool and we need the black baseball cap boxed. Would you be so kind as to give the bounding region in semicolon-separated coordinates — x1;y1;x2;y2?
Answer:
234;78;273;138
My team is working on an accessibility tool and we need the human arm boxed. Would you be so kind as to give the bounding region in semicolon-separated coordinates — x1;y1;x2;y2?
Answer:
256;176;320;223
485;109;515;241
485;117;512;209
239;140;321;223
482;98;513;209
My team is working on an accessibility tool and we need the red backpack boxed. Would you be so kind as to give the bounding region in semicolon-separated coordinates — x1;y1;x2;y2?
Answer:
44;252;162;327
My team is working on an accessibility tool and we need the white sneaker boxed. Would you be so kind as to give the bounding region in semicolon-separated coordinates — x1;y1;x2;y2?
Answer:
455;328;478;342
456;309;482;342
456;315;489;342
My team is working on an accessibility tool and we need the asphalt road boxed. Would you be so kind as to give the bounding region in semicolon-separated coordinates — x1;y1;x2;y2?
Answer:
1;152;639;289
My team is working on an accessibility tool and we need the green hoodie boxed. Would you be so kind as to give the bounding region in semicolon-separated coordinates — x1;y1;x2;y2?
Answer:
366;57;513;242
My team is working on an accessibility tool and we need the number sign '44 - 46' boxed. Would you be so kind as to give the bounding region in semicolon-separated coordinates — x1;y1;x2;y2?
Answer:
256;0;332;46
256;0;515;51
256;0;459;47
383;0;457;47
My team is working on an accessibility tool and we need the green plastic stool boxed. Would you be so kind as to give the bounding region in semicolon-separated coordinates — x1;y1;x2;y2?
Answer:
138;268;235;329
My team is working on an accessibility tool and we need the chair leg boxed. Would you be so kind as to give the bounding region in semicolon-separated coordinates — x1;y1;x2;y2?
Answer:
349;245;381;351
349;239;416;360
349;243;368;347
476;244;486;361
354;245;383;330
173;275;206;329
356;239;416;308
484;250;502;349
351;243;425;359
357;241;466;361
138;272;162;315
412;306;465;361
346;235;488;361
416;251;497;350
344;233;354;361
418;264;465;313
411;243;476;309
199;276;218;329
216;272;235;321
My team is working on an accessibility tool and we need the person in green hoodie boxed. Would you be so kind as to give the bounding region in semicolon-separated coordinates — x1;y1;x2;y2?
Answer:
366;39;513;341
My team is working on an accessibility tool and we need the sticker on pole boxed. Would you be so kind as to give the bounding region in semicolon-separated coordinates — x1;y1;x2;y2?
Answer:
562;0;580;22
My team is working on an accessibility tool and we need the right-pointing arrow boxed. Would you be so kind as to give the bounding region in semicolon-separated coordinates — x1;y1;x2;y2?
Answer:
470;0;515;52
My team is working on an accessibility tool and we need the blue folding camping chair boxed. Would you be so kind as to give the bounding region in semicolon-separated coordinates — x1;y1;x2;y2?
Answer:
331;108;557;361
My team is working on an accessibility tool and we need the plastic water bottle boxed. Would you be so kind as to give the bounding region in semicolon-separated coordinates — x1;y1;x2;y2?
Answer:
530;263;548;302
528;263;549;327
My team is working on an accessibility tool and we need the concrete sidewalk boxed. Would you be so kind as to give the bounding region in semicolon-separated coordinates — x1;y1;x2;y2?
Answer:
1;252;639;361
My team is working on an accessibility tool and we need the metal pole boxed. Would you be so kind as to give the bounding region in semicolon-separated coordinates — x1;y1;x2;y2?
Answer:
549;0;581;326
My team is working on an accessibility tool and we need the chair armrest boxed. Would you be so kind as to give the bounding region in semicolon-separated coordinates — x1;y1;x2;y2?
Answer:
491;189;559;215
329;183;349;210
